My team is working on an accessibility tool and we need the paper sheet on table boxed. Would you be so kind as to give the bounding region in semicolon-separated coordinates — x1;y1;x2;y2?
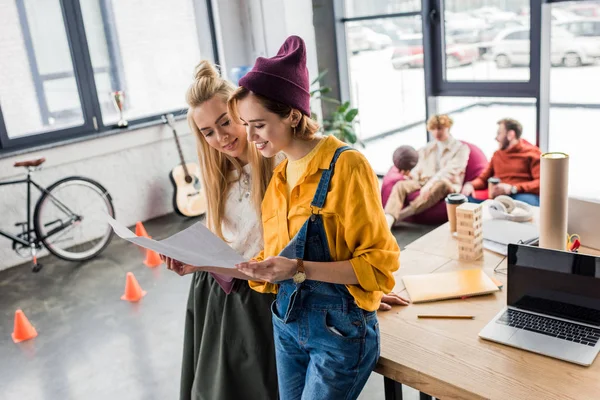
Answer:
107;216;245;270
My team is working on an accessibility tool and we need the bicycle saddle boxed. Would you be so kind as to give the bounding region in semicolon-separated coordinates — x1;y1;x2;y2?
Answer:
14;158;46;168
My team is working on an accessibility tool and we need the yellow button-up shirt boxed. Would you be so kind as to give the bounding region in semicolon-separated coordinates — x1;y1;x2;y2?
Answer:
250;136;400;311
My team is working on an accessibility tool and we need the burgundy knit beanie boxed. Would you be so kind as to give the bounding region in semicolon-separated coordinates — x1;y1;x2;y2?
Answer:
239;35;311;116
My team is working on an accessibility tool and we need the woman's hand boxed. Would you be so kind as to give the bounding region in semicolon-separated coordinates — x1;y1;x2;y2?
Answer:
235;256;296;283
378;292;410;311
160;255;200;276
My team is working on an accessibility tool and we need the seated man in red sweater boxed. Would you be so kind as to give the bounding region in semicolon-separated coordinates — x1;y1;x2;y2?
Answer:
461;118;541;206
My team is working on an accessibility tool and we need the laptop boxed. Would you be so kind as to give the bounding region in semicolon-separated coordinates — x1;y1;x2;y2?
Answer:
479;244;600;366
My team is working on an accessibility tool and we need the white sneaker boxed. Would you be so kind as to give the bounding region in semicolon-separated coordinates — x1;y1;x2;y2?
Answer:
385;214;395;229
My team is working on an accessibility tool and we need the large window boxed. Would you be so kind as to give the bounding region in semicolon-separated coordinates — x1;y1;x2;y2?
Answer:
344;0;421;18
444;0;531;81
547;0;600;199
437;96;537;158
0;0;85;139
338;0;600;201
342;1;426;143
0;0;215;152
345;16;426;140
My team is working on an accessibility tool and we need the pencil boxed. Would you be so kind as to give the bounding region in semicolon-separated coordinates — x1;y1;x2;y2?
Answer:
417;315;474;320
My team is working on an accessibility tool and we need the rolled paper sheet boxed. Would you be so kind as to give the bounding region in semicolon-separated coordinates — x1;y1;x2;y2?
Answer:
539;152;569;251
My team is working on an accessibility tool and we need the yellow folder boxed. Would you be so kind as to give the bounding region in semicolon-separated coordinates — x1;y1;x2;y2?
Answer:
402;269;500;303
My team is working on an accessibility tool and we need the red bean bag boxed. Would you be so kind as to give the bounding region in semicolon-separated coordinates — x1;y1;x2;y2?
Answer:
381;141;489;225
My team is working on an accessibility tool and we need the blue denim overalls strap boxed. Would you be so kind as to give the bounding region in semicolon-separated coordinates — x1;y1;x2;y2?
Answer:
275;145;354;323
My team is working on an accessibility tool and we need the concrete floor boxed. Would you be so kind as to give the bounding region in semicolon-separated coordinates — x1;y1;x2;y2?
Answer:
0;213;435;400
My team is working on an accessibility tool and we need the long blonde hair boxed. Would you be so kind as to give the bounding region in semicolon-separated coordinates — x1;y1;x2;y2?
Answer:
186;61;274;240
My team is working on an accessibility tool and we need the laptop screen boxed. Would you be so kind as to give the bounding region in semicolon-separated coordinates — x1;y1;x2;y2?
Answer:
507;244;600;327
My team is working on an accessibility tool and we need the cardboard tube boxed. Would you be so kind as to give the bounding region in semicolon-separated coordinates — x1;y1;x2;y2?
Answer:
539;152;569;251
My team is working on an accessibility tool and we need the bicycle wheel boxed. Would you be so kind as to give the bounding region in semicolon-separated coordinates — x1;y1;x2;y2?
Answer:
34;176;115;262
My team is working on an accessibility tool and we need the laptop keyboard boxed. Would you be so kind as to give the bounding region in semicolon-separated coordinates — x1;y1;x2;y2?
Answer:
496;309;600;346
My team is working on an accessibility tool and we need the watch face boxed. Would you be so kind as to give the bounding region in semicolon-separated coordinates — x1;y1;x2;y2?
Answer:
293;272;306;284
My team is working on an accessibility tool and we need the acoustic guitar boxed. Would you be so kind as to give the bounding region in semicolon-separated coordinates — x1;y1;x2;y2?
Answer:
163;113;207;217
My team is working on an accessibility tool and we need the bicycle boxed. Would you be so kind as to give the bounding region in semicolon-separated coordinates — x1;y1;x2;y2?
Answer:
0;157;115;272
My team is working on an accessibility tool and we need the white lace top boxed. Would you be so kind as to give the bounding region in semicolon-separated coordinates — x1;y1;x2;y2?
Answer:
221;162;263;260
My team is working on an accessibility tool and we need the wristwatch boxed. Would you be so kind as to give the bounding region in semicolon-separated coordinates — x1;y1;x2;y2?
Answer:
510;185;518;195
292;258;307;284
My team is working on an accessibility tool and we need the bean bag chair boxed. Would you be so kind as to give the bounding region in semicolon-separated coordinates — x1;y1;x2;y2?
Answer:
381;141;488;225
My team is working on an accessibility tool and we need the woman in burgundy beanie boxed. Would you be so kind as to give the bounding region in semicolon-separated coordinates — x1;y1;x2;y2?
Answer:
229;36;402;400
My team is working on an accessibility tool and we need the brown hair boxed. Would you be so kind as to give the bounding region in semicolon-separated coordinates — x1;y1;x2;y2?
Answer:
498;118;523;139
426;114;453;131
186;61;274;241
227;86;320;141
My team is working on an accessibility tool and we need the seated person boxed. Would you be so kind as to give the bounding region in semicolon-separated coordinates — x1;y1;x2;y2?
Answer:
462;118;541;206
385;114;470;228
392;145;419;176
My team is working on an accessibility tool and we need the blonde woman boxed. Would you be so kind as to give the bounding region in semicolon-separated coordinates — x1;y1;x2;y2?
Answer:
161;61;278;400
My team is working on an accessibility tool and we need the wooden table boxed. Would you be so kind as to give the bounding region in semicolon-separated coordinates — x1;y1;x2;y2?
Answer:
377;202;600;400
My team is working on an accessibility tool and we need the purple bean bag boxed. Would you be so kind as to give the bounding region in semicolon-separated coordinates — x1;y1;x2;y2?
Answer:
381;141;488;225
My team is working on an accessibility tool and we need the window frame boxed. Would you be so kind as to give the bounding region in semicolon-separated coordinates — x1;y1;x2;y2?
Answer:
0;0;219;154
425;0;543;98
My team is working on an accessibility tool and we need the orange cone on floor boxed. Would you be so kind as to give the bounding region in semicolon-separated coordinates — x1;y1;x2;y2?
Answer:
135;221;149;238
143;246;163;268
11;309;38;343
121;272;147;302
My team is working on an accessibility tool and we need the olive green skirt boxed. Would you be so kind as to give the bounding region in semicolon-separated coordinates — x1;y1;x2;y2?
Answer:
180;272;278;400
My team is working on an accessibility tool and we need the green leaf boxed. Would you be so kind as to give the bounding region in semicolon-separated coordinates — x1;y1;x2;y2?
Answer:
309;86;332;97
320;96;341;105
338;101;350;113
311;69;329;86
342;126;357;144
344;108;358;122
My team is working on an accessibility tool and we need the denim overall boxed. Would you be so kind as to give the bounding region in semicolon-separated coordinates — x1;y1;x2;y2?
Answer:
272;146;380;400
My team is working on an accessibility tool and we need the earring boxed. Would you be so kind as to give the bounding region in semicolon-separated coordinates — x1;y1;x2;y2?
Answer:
292;125;296;136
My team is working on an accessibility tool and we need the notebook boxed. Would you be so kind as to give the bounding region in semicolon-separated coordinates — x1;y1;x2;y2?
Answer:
402;269;500;303
482;219;539;256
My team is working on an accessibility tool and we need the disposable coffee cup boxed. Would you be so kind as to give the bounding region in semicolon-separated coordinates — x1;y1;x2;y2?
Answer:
446;193;468;233
488;177;501;199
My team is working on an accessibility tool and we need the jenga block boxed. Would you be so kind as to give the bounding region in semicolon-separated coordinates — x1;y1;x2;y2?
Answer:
457;226;483;237
456;234;483;244
458;242;483;252
458;246;483;261
457;203;482;213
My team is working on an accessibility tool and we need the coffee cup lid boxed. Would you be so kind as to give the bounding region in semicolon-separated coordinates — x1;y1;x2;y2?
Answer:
445;193;467;205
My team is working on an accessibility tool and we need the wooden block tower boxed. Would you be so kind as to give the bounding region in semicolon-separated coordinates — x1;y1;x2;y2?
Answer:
456;203;483;261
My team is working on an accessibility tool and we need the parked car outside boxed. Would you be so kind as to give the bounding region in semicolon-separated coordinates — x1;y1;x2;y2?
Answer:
391;34;478;69
488;26;600;68
347;26;392;54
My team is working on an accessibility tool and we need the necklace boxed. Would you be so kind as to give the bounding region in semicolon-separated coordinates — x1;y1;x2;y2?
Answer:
238;171;251;202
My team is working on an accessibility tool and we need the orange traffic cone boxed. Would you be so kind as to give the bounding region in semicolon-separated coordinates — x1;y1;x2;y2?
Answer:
121;272;147;302
144;246;163;268
135;221;149;238
12;309;38;343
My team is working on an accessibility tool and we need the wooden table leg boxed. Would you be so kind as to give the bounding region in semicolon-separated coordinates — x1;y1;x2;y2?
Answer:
384;377;403;400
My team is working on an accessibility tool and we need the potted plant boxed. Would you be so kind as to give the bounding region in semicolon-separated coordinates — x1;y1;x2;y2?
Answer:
310;70;362;147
